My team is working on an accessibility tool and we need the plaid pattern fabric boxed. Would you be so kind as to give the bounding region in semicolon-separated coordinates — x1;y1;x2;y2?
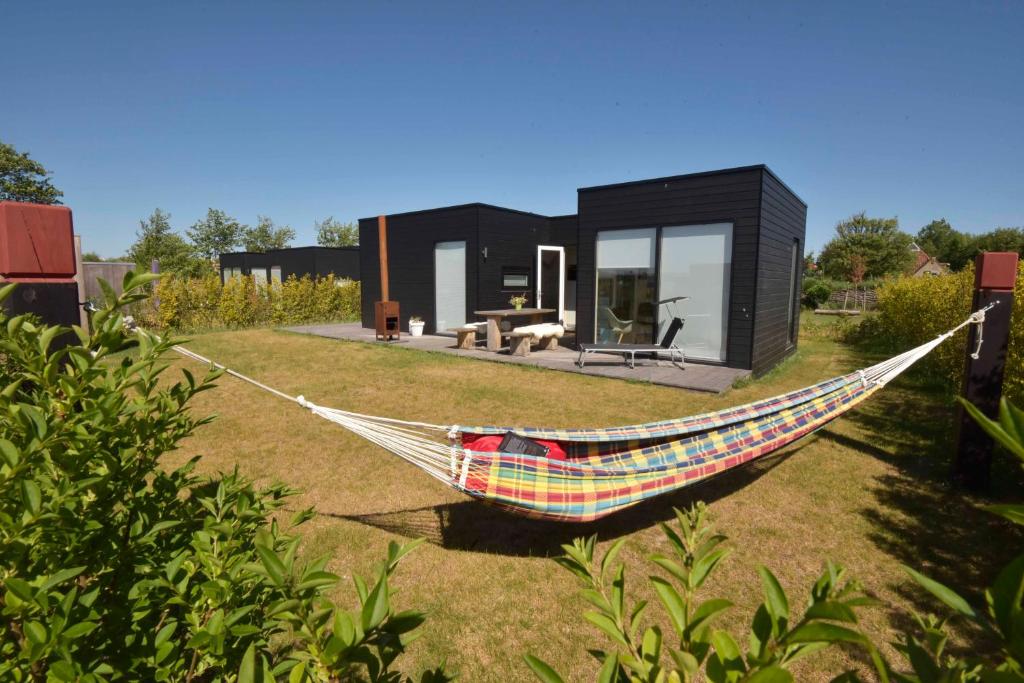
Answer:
456;380;876;522
460;372;860;445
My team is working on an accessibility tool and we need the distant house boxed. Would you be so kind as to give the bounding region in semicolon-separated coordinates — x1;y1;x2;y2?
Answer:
219;246;359;285
909;243;950;277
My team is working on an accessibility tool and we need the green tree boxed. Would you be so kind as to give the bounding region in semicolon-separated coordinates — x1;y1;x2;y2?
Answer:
186;208;244;260
818;212;914;280
81;251;102;262
975;226;1024;255
242;215;296;252
0;141;63;205
916;219;974;270
316;217;359;247
128;209;209;276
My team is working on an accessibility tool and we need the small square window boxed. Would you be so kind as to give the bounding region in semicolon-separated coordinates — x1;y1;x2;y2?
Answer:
502;267;530;290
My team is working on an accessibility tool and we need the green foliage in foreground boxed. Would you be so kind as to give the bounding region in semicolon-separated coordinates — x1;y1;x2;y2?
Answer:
0;276;448;682
527;404;1024;682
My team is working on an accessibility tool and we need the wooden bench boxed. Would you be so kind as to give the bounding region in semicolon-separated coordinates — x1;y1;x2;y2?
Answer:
500;331;534;357
448;326;479;349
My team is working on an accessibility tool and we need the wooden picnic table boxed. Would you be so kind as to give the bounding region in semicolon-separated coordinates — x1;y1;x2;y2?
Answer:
473;308;555;352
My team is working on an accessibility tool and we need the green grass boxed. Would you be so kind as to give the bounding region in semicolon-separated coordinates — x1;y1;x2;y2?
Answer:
165;315;1022;681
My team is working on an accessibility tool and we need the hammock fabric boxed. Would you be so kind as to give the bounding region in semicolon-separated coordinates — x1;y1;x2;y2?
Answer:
171;307;990;523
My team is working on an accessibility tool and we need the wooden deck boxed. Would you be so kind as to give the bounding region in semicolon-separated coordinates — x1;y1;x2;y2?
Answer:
284;323;750;394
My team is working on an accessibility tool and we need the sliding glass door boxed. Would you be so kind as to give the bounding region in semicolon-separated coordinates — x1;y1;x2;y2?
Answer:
657;223;732;361
595;229;656;343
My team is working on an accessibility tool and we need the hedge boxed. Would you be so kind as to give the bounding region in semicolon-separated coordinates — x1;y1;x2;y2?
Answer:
856;265;1023;402
141;274;361;331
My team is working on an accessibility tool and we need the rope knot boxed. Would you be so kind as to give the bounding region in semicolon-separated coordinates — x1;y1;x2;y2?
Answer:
297;395;312;410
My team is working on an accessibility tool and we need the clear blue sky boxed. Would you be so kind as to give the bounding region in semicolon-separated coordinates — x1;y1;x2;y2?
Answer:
5;1;1022;258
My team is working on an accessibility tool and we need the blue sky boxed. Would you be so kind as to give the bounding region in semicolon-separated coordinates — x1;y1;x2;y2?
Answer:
5;1;1022;258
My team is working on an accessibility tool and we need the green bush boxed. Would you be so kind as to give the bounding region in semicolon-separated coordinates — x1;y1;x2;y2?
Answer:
852;265;1024;402
0;277;447;682
144;274;361;332
801;277;833;309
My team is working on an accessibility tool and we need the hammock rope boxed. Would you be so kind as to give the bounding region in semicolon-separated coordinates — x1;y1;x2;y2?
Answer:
168;304;993;522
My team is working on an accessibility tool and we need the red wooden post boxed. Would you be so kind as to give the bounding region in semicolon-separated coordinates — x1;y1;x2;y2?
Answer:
953;251;1018;491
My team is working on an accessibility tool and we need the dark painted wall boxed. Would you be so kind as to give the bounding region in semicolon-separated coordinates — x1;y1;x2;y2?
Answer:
576;167;763;368
359;206;480;334
752;171;807;374
476;206;548;313
220;247;359;281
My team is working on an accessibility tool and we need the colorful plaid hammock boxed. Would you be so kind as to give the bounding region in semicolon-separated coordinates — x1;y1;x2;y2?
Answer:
171;307;990;523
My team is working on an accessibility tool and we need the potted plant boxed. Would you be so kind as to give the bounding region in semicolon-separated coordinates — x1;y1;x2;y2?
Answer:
509;293;528;311
409;315;425;337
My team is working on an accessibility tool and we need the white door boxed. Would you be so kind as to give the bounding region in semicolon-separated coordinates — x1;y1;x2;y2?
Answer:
535;245;565;322
658;223;733;361
434;241;466;331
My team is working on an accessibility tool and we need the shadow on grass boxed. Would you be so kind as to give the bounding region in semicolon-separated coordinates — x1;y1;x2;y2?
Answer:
834;369;1024;652
323;453;791;557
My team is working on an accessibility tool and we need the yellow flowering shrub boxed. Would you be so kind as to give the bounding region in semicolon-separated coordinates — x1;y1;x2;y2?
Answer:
862;264;1023;401
147;274;360;332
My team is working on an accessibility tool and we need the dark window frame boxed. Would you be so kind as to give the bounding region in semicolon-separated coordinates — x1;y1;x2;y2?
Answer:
501;266;531;291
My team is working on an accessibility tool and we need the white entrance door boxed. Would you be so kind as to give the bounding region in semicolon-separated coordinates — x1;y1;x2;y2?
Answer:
434;241;466;332
536;245;565;322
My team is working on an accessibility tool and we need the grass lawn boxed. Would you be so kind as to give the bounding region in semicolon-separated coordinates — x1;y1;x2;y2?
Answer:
165;312;1022;681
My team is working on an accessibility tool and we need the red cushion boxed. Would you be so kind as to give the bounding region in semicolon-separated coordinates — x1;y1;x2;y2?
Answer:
461;433;567;460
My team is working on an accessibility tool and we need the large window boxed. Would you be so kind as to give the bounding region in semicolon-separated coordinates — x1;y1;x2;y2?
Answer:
658;223;733;361
596;229;656;343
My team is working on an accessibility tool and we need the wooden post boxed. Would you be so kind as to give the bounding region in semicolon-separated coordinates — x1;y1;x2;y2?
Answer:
953;251;1018;491
72;234;88;330
378;215;389;302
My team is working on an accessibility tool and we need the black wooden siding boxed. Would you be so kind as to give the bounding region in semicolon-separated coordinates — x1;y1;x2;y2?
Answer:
576;167;764;369
220;246;359;282
360;166;805;373
359;205;479;334
752;171;808;374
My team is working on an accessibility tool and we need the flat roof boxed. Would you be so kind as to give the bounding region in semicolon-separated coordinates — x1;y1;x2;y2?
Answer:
359;202;549;222
577;164;807;207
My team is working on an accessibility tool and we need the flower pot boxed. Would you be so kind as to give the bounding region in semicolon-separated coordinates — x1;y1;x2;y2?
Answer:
514;303;522;311
410;321;425;337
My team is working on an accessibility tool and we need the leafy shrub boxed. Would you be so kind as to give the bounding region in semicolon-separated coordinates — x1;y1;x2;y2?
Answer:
141;273;361;332
852;265;1024;402
801;277;833;309
525;504;885;682
0;276;446;682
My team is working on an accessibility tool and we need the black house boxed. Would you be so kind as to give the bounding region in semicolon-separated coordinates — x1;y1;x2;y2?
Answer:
359;165;806;375
219;246;359;284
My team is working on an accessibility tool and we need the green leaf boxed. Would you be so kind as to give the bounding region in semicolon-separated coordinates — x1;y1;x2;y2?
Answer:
297;570;339;592
0;438;19;467
596;652;620;683
902;566;976;618
984;504;1024;526
24;620;47;645
238;643;259;683
758;566;789;625
584;611;631;649
523;655;566;683
786;622;865;645
48;661;77;682
361;573;390;631
651;576;686;635
256;544;287;587
5;578;35;602
989;553;1024;637
600;538;627;580
959;397;1024;461
747;665;795;683
21;480;41;515
41;566;86;592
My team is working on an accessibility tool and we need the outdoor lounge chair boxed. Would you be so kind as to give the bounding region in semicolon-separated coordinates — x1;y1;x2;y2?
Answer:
576;297;687;369
600;306;634;343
